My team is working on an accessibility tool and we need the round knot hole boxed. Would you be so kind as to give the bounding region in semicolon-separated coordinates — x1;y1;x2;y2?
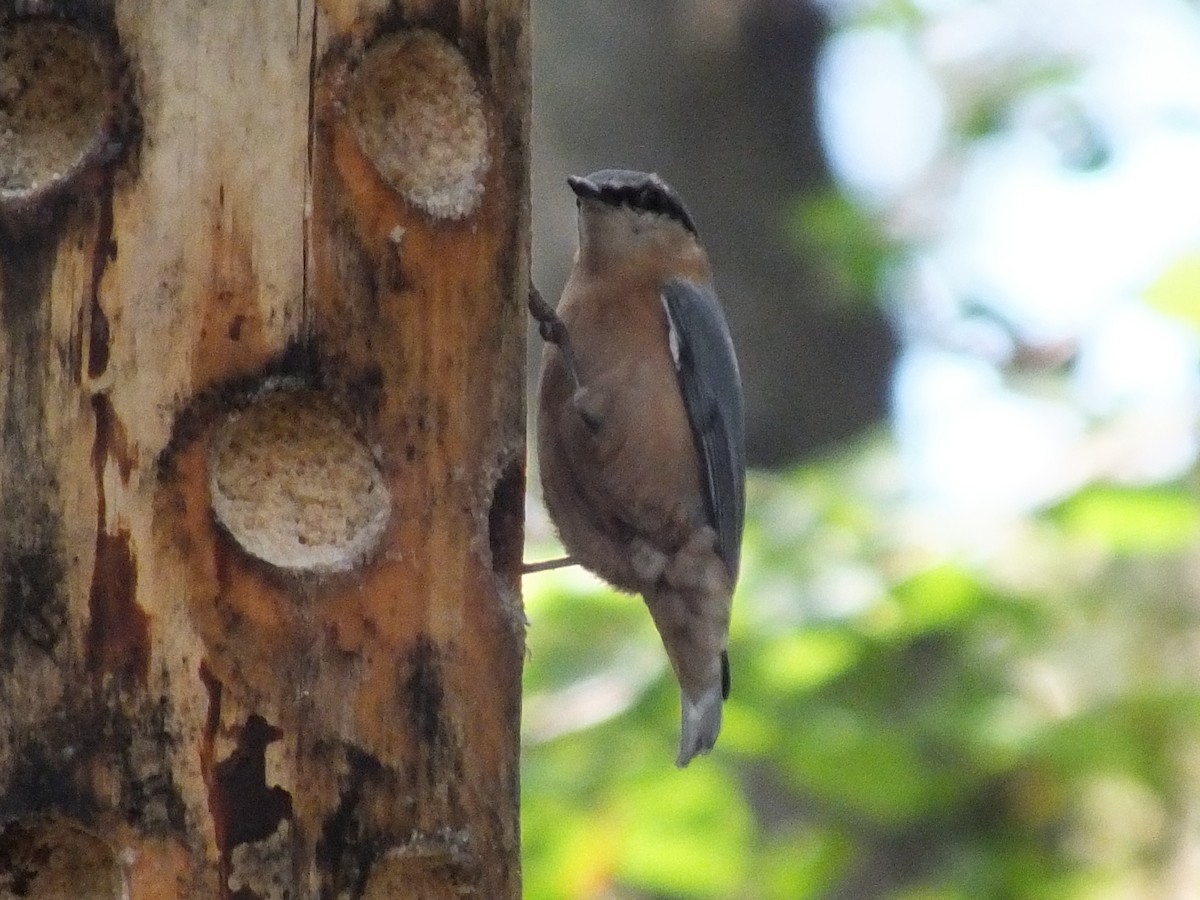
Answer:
0;20;124;209
208;390;391;575
345;29;490;220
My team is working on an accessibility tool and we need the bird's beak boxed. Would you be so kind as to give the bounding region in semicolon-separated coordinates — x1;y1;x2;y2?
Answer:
567;175;600;200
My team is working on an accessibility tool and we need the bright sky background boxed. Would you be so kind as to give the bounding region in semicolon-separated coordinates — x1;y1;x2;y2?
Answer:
816;0;1200;527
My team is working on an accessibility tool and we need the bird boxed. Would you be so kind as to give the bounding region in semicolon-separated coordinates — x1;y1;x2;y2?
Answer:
531;168;746;767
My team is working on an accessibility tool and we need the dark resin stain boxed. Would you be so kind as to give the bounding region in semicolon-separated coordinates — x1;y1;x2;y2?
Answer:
85;180;116;379
402;638;466;797
228;313;246;341
405;638;445;749
91;393;134;483
344;364;384;422
316;747;386;899
1;546;67;655
214;714;292;849
0;233;69;658
114;692;188;834
87;297;110;378
87;394;148;683
199;662;226;862
86;529;148;683
198;664;293;900
0;692;186;838
0;730;94;824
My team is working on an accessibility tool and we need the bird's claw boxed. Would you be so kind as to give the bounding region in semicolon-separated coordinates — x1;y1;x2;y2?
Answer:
530;285;587;397
528;285;557;326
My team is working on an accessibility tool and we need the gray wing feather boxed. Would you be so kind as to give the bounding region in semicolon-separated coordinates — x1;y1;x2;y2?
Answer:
661;278;746;581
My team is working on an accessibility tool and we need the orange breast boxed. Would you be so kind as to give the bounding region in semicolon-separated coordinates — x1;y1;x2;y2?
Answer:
547;266;707;552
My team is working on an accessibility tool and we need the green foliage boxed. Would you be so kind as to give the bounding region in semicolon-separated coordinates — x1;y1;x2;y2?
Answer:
522;445;1200;898
1146;252;1200;334
1047;483;1200;555
788;190;895;306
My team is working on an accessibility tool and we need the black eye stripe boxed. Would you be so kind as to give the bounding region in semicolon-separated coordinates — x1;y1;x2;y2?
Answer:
570;169;699;235
597;185;693;233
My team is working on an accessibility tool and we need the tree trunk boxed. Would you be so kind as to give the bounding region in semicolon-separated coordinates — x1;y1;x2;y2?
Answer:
0;2;528;897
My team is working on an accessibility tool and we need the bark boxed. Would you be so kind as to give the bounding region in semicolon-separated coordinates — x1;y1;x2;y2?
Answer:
0;2;528;897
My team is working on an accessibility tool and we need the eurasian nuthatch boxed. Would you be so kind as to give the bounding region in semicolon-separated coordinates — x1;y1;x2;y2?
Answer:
531;169;746;767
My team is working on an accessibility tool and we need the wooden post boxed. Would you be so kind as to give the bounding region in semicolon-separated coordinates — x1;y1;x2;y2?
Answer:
0;2;528;897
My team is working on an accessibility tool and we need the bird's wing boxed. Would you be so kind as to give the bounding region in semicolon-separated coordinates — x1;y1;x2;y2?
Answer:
661;278;746;581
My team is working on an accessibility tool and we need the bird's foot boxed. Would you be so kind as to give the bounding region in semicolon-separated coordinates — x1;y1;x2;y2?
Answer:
528;286;565;341
529;286;587;397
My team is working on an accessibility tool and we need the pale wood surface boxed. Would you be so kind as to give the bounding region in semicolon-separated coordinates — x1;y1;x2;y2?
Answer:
0;2;528;896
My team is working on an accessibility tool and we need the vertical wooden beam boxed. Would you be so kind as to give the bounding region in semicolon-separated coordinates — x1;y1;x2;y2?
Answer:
0;1;528;896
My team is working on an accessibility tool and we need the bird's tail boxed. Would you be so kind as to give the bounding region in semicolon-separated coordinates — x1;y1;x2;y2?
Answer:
676;680;724;767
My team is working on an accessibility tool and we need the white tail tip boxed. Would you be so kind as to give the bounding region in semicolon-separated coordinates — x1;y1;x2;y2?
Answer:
676;686;723;767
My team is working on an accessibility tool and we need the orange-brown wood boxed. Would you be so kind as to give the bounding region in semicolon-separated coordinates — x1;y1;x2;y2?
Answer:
0;2;528;897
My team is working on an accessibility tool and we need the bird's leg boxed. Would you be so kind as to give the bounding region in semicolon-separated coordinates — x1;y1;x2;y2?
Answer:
528;286;582;390
528;286;601;431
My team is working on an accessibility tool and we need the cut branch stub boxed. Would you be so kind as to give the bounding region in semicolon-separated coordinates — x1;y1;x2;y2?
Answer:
0;18;129;220
208;388;391;575
344;29;490;220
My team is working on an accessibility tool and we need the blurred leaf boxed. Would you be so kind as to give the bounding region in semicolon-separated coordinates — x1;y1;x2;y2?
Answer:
757;827;853;897
522;799;619;900
888;887;966;900
853;0;924;29
869;565;986;638
1145;252;1200;332
718;695;781;756
789;191;894;304
614;766;753;898
1030;693;1200;793
523;581;657;694
783;703;960;824
755;629;860;693
1046;484;1200;554
956;64;1080;141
